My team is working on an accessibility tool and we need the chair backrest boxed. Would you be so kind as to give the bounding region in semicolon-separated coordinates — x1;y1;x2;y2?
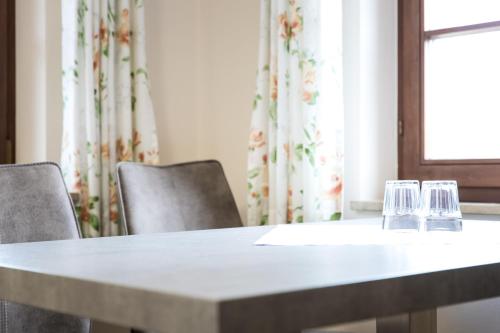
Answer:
117;160;242;235
0;163;90;333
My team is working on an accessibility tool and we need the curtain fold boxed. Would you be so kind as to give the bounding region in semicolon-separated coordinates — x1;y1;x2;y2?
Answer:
247;0;343;226
61;0;159;237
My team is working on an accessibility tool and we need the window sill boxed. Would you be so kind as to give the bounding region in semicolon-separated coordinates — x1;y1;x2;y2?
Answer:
350;201;500;215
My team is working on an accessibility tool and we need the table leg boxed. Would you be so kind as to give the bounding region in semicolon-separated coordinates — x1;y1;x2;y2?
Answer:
376;309;436;333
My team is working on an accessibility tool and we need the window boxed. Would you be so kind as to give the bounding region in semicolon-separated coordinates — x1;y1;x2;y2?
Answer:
0;0;15;164
399;0;500;202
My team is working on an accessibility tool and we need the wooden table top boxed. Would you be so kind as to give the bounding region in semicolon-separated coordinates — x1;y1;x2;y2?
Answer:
1;218;500;333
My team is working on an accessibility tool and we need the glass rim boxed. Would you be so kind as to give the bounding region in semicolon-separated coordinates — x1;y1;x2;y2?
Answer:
421;180;457;185
385;180;419;185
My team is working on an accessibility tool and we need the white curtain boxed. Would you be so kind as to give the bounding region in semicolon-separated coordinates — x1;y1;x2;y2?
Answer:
247;0;343;226
61;0;159;237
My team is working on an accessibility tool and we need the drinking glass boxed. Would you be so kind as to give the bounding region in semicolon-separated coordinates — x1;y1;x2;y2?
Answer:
420;180;462;231
382;180;420;230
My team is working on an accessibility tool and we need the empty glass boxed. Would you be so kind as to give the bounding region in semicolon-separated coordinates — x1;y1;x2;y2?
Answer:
382;180;420;230
420;180;462;231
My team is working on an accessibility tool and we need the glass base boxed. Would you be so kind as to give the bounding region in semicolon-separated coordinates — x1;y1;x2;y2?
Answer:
423;217;462;232
382;215;420;231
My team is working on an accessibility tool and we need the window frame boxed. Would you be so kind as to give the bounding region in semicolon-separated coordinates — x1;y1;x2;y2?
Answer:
398;0;500;202
0;0;15;164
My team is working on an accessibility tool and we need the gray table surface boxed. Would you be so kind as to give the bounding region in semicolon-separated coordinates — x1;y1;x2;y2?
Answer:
1;218;500;333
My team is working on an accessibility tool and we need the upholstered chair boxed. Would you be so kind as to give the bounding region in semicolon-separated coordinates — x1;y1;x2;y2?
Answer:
0;162;91;333
116;160;242;235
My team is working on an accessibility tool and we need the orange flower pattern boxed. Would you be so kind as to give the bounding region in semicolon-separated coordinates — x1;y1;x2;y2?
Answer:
248;130;266;150
247;0;343;226
62;0;160;237
278;1;303;51
117;9;130;45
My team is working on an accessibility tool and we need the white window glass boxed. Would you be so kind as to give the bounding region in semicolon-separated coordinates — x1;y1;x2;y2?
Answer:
425;0;500;31
425;30;500;160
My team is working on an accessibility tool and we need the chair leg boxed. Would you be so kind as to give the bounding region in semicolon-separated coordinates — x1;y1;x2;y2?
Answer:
376;309;437;333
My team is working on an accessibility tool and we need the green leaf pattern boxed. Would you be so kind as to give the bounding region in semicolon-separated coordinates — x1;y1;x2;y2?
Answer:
247;0;343;226
61;0;160;237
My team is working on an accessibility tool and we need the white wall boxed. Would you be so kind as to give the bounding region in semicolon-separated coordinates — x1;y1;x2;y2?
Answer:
16;0;62;163
197;0;259;224
343;0;398;219
145;0;199;164
145;0;259;223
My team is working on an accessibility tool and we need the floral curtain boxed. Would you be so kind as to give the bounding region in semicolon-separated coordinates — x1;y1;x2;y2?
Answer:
61;0;159;237
247;0;343;226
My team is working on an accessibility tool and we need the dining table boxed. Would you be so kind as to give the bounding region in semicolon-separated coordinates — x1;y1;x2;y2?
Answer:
1;218;500;333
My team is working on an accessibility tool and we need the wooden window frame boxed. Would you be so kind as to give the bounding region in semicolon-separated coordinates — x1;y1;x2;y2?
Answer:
398;0;500;202
0;0;15;164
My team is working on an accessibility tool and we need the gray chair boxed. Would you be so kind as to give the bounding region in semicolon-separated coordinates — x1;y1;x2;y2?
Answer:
116;160;242;235
0;162;91;333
